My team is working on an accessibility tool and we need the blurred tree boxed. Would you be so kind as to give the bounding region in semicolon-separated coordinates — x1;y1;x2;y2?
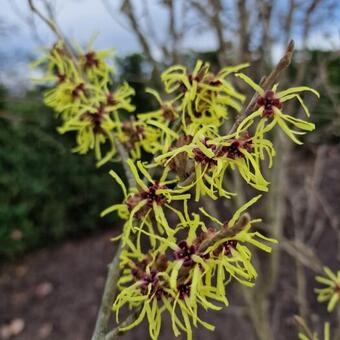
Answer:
116;53;155;112
0;84;7;110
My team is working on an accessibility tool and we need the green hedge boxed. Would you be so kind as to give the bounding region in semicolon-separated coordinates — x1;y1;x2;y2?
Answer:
0;88;121;259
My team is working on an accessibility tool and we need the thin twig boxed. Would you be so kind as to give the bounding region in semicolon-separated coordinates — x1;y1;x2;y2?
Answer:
199;213;250;252
115;140;137;188
91;141;136;340
92;240;123;340
280;239;323;273
293;315;315;340
120;0;161;83
27;0;63;41
27;0;80;69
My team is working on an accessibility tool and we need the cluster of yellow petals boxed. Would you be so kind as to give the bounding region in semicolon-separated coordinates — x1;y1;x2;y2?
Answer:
35;40;320;340
114;196;277;340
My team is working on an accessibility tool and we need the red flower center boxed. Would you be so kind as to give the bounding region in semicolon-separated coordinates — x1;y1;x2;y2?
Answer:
71;83;85;99
256;90;282;118
121;122;145;149
177;282;191;299
140;182;167;207
175;240;196;267
83;103;106;133
84;52;100;69
223;240;238;256
214;133;253;159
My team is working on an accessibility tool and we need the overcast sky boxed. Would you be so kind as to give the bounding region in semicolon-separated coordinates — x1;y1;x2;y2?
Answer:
1;0;339;88
2;0;340;56
1;0;222;59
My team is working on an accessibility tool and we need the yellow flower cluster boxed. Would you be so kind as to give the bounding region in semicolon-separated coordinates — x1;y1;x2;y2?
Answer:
133;61;247;145
33;41;175;166
155;126;275;200
101;160;190;248
101;60;317;339
35;40;319;340
114;196;276;340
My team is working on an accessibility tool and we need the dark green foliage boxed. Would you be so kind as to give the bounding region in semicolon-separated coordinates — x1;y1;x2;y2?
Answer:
0;88;120;260
0;84;7;109
309;51;340;143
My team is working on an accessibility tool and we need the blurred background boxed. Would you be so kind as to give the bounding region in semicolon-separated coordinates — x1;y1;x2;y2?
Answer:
0;0;339;339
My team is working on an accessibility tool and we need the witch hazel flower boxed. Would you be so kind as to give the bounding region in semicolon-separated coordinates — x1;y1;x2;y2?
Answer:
161;60;247;127
235;72;319;144
101;159;191;245
156;126;274;199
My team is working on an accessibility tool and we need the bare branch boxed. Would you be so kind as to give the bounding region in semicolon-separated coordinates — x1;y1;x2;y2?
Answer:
189;0;228;67
293;315;315;340
283;0;296;45
164;0;180;63
199;213;250;253
91;241;123;340
121;0;161;82
26;0;78;66
27;0;63;41
280;239;323;273
237;0;250;61
255;0;274;64
9;0;45;44
91;140;136;340
101;0;131;31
